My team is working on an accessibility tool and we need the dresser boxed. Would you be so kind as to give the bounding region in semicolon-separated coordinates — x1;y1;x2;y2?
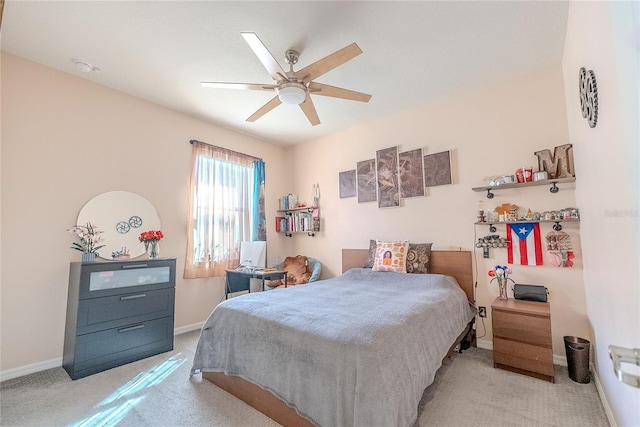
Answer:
63;258;176;380
491;297;554;382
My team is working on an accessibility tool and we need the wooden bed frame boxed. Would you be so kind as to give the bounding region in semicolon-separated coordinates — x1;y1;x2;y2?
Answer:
202;249;475;427
341;249;474;303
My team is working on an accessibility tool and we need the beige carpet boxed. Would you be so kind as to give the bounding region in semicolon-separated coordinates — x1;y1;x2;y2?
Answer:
1;330;608;427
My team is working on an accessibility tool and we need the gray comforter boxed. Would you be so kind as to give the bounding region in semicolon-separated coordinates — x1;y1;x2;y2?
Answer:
191;268;476;427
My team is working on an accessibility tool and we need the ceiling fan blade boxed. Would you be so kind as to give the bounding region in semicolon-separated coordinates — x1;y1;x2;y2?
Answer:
246;96;282;122
294;43;362;82
299;94;320;126
308;82;372;103
201;82;277;91
241;32;288;81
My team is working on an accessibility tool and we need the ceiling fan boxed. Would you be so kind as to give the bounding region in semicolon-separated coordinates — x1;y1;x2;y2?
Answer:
201;32;372;126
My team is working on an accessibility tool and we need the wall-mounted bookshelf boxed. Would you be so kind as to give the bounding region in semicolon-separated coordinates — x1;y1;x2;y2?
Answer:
276;206;320;237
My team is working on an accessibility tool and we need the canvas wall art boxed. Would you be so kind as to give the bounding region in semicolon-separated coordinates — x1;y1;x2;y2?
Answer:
339;170;357;198
357;159;377;203
398;148;425;198
376;146;400;208
423;150;452;187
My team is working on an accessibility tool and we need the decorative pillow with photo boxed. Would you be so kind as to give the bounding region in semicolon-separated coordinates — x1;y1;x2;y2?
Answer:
372;240;409;272
406;243;433;274
363;239;377;268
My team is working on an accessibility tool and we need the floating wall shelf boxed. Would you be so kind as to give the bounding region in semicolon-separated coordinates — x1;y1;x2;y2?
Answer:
475;218;580;232
472;177;576;199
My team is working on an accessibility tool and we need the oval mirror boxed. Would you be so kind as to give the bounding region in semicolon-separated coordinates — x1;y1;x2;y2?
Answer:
77;191;161;259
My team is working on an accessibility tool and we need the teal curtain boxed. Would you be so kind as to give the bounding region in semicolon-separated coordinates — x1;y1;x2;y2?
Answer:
252;160;266;241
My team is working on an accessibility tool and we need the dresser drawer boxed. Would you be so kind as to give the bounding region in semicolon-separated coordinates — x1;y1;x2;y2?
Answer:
76;288;174;335
76;259;176;300
492;309;551;347
493;337;554;377
70;316;174;376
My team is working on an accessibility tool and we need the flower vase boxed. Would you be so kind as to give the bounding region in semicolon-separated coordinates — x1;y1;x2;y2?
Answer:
497;277;508;300
147;240;160;258
82;252;96;262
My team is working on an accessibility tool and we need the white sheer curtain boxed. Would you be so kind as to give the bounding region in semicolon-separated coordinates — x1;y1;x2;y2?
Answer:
184;141;256;278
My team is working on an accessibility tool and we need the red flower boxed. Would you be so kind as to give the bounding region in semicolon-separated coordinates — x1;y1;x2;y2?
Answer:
488;270;496;277
139;230;164;242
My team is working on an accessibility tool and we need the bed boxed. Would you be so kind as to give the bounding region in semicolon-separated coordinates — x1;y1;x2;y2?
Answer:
191;249;476;427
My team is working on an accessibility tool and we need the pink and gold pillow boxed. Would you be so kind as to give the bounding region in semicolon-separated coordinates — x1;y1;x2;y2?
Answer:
372;240;409;272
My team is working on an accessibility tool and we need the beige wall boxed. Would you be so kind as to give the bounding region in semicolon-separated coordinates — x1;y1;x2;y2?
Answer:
0;53;291;376
4;52;588;376
2;6;636;423
287;64;590;359
562;2;640;426
0;51;598;393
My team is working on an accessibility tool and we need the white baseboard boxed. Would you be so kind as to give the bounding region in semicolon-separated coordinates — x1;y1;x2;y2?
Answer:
0;357;63;382
591;364;617;427
554;354;568;367
476;338;568;366
0;324;205;383
477;338;493;351
174;322;204;335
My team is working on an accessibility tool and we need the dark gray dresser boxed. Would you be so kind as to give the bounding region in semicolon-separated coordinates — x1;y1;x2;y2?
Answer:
63;258;176;380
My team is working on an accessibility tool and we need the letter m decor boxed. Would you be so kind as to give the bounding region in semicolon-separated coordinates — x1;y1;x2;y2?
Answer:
534;144;574;179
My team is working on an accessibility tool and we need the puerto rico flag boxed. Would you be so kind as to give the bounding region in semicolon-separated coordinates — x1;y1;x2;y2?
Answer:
507;223;543;265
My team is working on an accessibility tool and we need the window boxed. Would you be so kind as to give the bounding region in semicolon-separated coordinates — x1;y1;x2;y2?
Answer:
184;141;265;278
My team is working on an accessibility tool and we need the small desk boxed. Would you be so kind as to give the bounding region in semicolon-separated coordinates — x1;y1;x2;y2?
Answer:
225;269;288;299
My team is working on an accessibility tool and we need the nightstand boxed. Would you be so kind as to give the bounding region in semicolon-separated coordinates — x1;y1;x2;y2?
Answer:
491;297;554;382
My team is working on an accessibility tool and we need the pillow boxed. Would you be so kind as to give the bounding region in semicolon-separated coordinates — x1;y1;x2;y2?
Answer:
363;239;377;268
265;255;311;287
372;240;409;272
284;255;311;285
406;243;433;274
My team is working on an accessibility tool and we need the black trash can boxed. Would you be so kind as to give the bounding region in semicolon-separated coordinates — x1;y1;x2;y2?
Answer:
564;336;591;383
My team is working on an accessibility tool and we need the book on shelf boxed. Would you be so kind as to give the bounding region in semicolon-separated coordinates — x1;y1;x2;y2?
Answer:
276;195;320;234
279;196;289;210
276;212;318;233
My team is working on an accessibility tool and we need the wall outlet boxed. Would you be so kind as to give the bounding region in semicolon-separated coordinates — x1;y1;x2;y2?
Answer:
478;306;487;318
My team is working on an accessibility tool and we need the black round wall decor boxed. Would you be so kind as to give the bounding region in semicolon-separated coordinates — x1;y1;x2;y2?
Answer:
579;67;598;128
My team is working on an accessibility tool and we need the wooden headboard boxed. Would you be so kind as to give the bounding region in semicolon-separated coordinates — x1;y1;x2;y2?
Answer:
341;249;474;303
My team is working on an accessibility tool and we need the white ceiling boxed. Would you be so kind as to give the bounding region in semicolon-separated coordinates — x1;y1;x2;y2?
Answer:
1;1;569;146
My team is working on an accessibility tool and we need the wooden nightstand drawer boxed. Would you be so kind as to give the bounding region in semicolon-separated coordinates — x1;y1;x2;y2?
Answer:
491;297;554;382
493;337;554;377
493;309;551;347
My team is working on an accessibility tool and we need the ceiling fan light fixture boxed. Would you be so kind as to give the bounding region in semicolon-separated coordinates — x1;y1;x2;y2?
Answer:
278;82;306;105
